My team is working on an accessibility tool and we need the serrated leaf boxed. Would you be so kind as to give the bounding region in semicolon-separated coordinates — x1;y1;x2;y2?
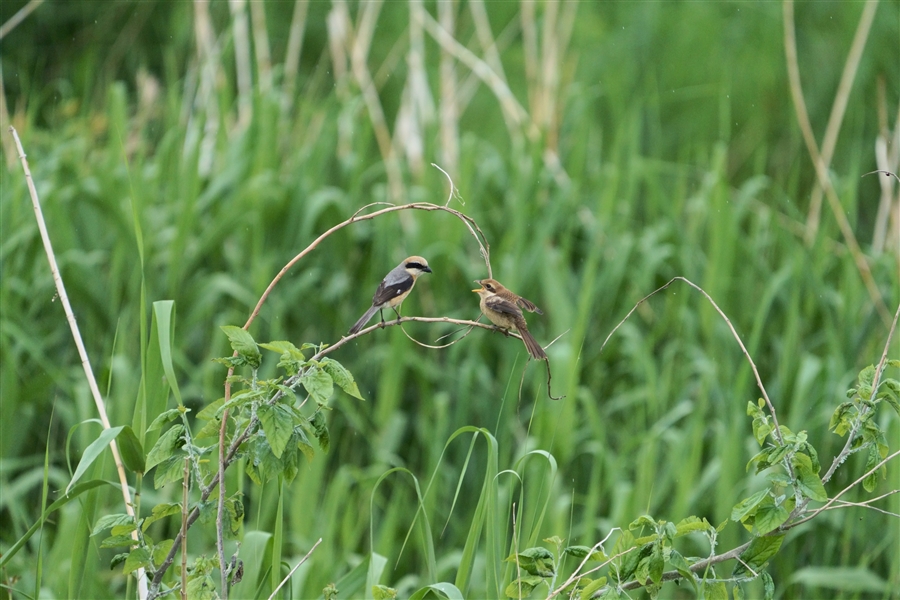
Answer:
668;550;696;588
311;411;329;452
302;366;334;405
733;534;784;578
153;454;187;489
792;454;827;502
752;500;790;535
628;515;656;530
373;584;398;599
122;548;152;574
111;522;137;536
196;398;225;421
648;545;664;584
115;426;146;474
564;545;606;561
504;575;544;598
731;489;768;523
578;577;607;600
147;408;182;432
863;444;884;492
145;425;185;472
152;539;174;566
258;404;294;459
92;513;134;536
100;534;137;549
142;502;182;531
701;580;727;600
220;325;261;369
762;571;775;599
321;357;364;400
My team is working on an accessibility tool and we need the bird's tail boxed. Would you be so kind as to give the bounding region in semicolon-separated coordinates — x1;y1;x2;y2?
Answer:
349;305;381;335
520;328;548;360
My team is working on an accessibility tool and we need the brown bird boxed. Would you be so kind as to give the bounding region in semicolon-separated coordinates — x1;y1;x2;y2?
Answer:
472;278;547;360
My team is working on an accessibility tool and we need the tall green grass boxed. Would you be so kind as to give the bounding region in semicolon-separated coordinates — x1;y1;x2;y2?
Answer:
2;2;898;599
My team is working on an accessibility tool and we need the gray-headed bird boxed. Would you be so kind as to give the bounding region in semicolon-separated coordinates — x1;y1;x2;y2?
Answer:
349;256;432;334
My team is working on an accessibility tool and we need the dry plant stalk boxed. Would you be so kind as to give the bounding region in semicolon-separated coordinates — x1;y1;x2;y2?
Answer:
9;126;150;600
782;0;890;325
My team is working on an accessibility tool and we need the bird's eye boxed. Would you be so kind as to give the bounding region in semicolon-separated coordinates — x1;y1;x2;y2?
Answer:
486;284;494;291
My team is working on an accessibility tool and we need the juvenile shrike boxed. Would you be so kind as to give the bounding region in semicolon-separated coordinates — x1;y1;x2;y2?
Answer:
472;278;547;360
349;256;432;334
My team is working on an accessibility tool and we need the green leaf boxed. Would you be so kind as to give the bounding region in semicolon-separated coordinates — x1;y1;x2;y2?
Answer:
302;365;334;405
321;357;364;400
762;571;775;599
220;325;262;369
628;514;656;531
732;534;784;578
100;534;137;549
701;580;727;600
578;577;608;600
863;444;885;492
373;584;397;599
147;408;182;432
407;582;465;600
752;499;790;535
258;404;294;459
876;378;900;416
196;398;225;421
506;546;556;577
648;544;664;584
92;513;134;536
153;454;187;489
65;425;124;495
142;502;182;531
857;365;876;399
792;453;827;502
504;575;545;598
122;548;151;575
748;401;772;446
731;488;768;523
116;426;145;474
311;410;329;452
564;545;606;561
152;539;174;567
668;550;696;589
145;424;185;472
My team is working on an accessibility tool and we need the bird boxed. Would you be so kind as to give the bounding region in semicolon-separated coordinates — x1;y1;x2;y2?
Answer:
348;256;432;334
472;278;547;360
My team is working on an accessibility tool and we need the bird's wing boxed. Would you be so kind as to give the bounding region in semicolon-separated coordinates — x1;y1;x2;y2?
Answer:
516;296;543;315
371;276;414;307
485;295;524;318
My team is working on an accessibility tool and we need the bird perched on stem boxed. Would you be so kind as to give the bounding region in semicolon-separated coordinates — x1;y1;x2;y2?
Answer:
349;256;432;334
472;278;547;360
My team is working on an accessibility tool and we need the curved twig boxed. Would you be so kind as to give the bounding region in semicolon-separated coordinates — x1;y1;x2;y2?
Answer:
599;277;782;444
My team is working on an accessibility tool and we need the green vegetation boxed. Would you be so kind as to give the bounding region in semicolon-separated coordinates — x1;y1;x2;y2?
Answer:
1;1;898;599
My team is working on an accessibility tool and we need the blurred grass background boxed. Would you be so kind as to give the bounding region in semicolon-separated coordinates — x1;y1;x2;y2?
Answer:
1;1;898;598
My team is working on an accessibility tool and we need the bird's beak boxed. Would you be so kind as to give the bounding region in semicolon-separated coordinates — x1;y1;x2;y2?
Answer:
423;266;433;273
472;287;484;293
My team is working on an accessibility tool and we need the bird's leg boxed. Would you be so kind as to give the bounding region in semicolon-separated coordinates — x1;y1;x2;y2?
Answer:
379;309;386;329
392;306;402;321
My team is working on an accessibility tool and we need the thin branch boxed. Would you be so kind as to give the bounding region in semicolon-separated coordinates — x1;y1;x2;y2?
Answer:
599;277;782;444
793;448;900;528
822;300;900;484
9;126;149;600
243;202;492;330
267;538;322;600
783;0;890;325
181;457;190;600
0;0;43;40
216;408;229;598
